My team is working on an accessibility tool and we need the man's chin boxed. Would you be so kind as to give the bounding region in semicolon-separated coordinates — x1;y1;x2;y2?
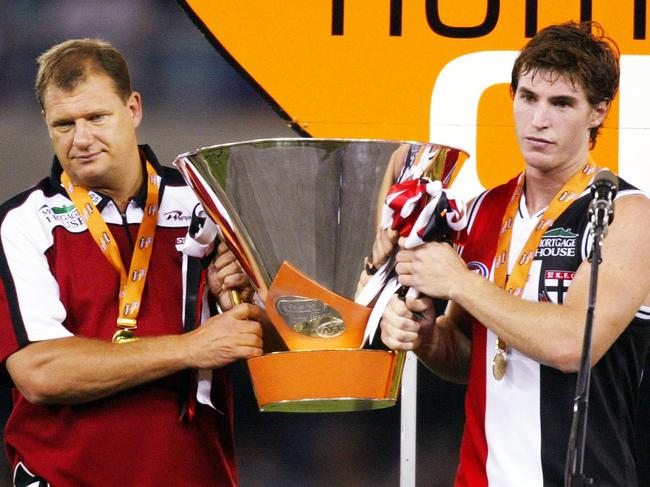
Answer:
69;169;109;190
522;152;555;171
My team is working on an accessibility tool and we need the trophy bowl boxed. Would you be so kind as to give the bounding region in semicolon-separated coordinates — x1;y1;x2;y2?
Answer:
174;138;467;412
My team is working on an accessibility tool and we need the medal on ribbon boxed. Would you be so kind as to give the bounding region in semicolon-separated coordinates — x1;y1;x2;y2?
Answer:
491;161;596;380
62;160;160;343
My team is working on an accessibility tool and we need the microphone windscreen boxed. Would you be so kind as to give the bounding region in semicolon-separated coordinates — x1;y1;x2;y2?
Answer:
592;168;619;192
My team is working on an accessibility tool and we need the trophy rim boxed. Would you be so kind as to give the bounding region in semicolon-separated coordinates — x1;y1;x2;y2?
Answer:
174;137;470;161
257;397;398;413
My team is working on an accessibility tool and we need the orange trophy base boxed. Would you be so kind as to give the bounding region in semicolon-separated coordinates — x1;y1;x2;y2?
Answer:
247;349;405;412
246;261;405;413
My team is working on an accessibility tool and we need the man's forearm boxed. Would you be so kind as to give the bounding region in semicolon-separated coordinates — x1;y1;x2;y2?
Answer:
415;314;471;384
6;334;191;405
7;304;263;405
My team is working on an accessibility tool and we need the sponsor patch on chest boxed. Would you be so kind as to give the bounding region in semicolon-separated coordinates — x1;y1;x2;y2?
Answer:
535;227;578;258
161;210;192;222
39;203;85;231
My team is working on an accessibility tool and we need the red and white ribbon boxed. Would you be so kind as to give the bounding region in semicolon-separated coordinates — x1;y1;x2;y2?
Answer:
381;179;442;237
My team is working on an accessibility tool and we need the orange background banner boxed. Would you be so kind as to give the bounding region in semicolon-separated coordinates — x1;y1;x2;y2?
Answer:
180;1;650;199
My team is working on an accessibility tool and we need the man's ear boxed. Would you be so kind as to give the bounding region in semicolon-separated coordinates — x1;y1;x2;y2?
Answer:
127;91;143;129
42;110;53;139
589;100;610;129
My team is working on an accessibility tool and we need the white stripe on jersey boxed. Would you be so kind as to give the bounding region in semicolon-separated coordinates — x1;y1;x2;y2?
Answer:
637;305;650;322
1;190;72;341
485;327;543;487
484;197;544;486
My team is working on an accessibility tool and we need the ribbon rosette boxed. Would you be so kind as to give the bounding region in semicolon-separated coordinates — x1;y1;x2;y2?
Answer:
381;178;442;237
380;178;468;248
404;190;468;249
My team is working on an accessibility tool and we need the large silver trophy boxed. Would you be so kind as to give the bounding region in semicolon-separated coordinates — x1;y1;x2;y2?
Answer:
174;138;467;412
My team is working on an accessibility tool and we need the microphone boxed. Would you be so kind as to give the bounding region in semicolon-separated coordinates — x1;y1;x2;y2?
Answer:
589;169;618;235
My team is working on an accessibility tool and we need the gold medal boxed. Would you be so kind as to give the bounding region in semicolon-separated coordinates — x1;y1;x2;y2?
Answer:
492;350;507;380
112;329;138;343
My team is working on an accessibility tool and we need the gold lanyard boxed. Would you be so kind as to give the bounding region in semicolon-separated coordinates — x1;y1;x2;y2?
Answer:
61;161;160;343
491;161;597;379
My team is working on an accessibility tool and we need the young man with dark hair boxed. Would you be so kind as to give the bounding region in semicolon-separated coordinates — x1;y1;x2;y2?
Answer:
380;22;650;486
0;38;261;486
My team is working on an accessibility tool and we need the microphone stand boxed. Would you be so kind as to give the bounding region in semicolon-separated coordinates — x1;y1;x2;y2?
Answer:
564;214;609;487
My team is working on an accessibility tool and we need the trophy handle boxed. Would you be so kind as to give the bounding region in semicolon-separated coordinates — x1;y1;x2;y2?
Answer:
229;289;242;307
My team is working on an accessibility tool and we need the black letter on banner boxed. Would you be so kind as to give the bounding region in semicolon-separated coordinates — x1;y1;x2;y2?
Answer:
426;0;500;38
332;0;344;35
391;0;403;36
580;0;592;22
525;0;538;37
635;0;647;39
525;0;593;37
